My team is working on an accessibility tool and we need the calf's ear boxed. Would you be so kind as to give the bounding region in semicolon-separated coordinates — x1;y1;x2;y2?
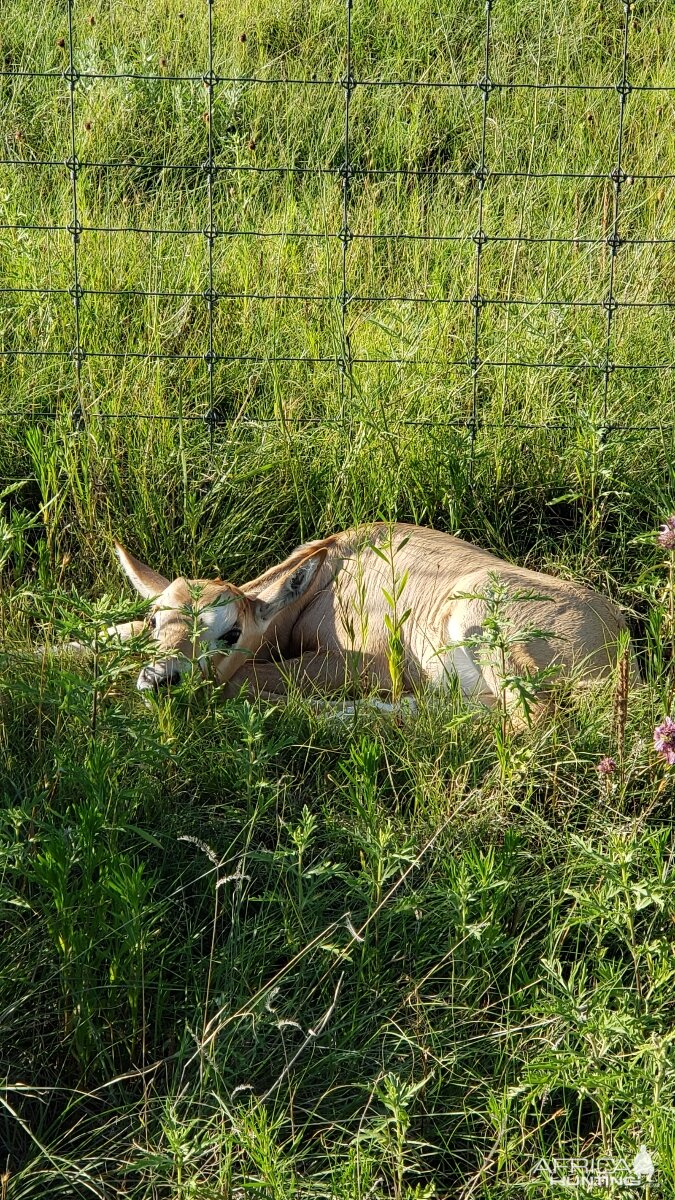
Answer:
253;549;327;626
114;542;170;599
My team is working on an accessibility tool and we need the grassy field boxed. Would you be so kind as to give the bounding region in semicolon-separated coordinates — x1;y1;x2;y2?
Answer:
2;0;675;1195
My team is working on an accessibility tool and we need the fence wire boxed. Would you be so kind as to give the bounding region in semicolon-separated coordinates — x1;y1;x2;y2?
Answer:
0;0;673;462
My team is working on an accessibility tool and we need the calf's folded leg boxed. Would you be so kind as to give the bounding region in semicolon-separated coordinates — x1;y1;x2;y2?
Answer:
224;649;361;702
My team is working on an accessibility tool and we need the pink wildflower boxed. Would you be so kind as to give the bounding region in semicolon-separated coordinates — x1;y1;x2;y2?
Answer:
653;717;675;766
657;516;675;551
597;756;617;777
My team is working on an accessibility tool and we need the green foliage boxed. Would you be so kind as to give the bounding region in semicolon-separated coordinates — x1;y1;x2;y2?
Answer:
452;570;560;726
370;530;413;702
2;601;675;1196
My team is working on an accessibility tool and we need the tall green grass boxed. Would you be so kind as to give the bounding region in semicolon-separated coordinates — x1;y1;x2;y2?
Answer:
2;0;675;1195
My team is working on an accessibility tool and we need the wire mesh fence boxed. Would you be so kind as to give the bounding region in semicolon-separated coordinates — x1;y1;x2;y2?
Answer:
1;0;674;467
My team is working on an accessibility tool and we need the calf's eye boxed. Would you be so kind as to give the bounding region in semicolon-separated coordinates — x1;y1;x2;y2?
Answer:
218;625;240;649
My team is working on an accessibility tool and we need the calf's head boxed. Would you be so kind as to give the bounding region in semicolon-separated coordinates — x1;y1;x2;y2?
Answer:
114;542;326;692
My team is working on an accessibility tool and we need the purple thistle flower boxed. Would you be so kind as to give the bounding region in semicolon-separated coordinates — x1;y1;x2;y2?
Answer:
657;515;675;551
653;717;675;766
597;756;617;777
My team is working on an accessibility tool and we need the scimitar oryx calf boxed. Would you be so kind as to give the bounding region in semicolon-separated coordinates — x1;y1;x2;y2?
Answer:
113;523;634;719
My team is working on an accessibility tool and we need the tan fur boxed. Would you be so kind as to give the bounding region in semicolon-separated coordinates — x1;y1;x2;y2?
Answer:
230;523;634;709
114;523;635;715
